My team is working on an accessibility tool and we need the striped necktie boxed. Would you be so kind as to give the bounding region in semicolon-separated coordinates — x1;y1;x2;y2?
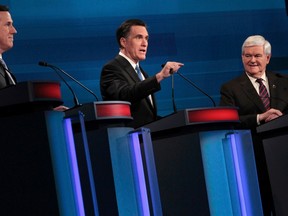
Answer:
0;58;16;85
256;78;270;110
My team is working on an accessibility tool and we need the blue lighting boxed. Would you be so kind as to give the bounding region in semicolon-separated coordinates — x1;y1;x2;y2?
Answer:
63;117;85;216
129;132;150;216
199;130;263;216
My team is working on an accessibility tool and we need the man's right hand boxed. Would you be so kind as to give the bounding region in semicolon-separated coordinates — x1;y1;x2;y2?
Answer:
259;108;283;123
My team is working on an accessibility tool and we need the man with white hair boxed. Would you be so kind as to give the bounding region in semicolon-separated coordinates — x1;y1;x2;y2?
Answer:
220;35;288;128
220;35;288;215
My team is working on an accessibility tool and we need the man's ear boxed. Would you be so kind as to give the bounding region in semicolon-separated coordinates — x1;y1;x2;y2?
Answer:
120;37;126;48
266;55;271;64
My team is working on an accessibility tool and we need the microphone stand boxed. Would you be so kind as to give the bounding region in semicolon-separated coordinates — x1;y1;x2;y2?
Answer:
48;65;81;108
171;74;177;113
39;61;99;102
177;71;216;107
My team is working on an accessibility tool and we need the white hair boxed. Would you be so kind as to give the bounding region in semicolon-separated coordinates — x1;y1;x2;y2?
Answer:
241;35;271;55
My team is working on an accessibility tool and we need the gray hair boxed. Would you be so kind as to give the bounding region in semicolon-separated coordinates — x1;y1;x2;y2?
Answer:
241;35;271;55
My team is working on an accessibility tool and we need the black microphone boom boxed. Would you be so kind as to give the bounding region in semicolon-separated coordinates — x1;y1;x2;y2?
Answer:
39;61;80;108
177;71;216;107
161;63;216;107
171;74;177;113
39;61;99;102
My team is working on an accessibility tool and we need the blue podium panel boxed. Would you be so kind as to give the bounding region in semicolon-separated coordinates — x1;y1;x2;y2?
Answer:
82;126;162;216
200;130;263;216
128;128;162;216
47;111;101;216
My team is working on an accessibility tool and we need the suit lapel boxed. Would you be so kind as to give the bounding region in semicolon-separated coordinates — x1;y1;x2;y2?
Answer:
268;72;288;109
115;55;140;82
240;74;266;111
115;55;156;111
0;67;7;88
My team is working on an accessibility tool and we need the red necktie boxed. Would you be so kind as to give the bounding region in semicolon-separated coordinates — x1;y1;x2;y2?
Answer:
256;78;270;110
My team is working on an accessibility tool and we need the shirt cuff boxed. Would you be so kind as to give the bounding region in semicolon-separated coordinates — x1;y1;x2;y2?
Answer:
257;114;261;125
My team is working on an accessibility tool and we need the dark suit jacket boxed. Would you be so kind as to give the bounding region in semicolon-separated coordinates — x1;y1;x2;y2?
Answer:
0;64;17;89
219;71;288;129
100;55;161;128
0;65;7;89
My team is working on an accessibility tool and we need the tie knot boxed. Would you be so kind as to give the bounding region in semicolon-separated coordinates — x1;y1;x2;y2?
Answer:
135;65;140;71
256;78;263;84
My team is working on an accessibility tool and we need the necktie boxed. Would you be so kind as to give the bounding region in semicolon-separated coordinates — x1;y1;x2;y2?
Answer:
135;65;143;81
135;65;154;106
0;58;16;85
256;78;270;110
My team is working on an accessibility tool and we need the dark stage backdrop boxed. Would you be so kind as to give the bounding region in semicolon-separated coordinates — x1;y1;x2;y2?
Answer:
3;0;288;116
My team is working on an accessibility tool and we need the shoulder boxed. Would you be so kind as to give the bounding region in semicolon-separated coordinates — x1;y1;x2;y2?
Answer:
267;70;286;79
221;73;248;87
103;55;131;69
267;71;288;87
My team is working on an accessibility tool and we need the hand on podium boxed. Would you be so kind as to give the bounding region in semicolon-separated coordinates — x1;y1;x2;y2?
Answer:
53;105;69;112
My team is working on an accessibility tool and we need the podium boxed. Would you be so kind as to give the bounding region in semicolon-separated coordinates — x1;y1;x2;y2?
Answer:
0;80;63;115
144;107;263;216
257;114;288;216
0;81;88;215
65;101;163;216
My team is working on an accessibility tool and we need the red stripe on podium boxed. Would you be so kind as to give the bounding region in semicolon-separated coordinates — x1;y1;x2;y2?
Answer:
96;103;131;118
33;82;62;100
187;107;239;123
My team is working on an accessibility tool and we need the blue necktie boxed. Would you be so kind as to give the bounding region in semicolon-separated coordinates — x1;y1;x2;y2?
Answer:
135;65;143;81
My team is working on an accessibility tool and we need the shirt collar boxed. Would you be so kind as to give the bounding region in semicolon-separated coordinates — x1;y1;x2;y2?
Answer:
246;72;268;83
119;51;139;69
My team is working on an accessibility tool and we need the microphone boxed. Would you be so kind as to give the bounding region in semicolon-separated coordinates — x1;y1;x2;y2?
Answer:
275;73;288;79
39;61;80;108
161;64;216;107
39;61;99;103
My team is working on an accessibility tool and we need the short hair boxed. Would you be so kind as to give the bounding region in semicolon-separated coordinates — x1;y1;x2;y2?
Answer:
242;35;271;55
0;5;9;12
116;19;147;48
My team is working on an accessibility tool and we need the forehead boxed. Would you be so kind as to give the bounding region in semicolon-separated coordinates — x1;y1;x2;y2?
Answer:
0;11;12;22
129;25;148;36
243;45;264;54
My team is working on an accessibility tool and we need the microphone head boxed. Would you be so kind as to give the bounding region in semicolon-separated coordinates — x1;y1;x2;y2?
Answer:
38;61;48;67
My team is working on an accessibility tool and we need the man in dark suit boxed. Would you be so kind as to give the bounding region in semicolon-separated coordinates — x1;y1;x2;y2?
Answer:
220;35;288;216
0;4;17;89
100;19;184;128
220;35;288;128
0;5;68;111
